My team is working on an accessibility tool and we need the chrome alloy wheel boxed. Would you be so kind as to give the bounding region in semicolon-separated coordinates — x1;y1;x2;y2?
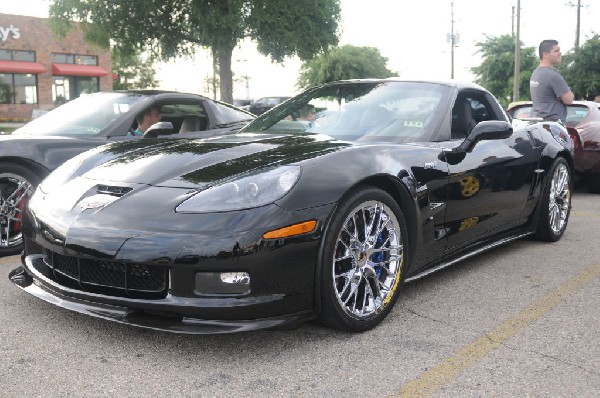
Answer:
0;173;33;250
548;163;570;235
332;200;403;319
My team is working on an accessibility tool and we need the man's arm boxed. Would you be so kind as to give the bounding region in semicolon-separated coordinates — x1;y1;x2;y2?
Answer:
561;90;574;104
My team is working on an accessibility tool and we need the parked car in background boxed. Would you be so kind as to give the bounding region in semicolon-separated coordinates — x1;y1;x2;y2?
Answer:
248;96;291;115
0;90;255;256
10;79;573;334
233;98;254;111
507;100;600;192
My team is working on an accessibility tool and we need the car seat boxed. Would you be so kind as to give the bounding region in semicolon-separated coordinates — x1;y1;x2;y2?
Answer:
451;99;477;139
179;116;207;133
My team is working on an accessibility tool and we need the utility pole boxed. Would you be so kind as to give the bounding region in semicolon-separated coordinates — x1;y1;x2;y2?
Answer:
448;2;459;79
512;0;521;102
567;1;585;48
511;6;515;37
575;0;580;48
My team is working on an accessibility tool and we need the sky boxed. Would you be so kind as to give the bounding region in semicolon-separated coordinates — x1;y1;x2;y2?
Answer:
2;0;599;100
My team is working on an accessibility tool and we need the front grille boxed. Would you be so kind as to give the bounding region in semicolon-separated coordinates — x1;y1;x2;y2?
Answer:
40;250;168;299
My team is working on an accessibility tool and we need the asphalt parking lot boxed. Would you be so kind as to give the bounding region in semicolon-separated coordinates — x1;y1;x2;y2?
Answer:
1;189;598;397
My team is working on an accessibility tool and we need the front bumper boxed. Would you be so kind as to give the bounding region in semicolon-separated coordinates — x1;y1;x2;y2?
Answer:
10;257;315;334
15;196;335;333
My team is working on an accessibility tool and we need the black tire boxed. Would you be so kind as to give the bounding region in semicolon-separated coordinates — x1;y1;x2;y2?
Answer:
533;158;572;242
318;186;408;332
0;163;42;256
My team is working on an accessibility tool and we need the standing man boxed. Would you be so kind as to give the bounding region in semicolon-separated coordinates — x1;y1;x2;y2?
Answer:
530;39;574;122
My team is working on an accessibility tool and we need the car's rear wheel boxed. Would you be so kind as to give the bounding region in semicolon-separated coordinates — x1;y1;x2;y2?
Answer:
0;163;41;256
534;158;571;242
318;186;408;332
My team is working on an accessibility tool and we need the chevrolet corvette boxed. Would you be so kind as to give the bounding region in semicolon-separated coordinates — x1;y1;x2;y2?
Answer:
10;79;574;333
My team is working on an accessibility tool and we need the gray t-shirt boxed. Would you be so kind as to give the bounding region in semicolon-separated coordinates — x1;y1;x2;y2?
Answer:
530;66;571;121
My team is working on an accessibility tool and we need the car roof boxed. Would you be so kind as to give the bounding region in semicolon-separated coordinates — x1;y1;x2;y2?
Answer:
319;78;486;91
113;90;212;101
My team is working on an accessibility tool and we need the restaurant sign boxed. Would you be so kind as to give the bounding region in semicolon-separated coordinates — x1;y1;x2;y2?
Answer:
1;25;21;42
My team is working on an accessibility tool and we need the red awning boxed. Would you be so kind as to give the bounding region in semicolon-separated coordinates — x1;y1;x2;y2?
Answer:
52;63;109;77
0;60;46;74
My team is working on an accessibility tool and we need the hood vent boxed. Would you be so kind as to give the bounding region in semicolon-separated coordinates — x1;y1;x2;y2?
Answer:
96;185;133;197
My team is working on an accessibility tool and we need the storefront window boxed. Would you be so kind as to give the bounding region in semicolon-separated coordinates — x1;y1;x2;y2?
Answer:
52;76;99;104
76;55;97;65
51;53;98;66
0;74;11;103
0;49;35;61
13;74;37;104
0;73;38;104
77;77;99;94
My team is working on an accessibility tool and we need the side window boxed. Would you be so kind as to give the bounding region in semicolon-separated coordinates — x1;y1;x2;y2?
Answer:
450;92;496;140
467;97;493;123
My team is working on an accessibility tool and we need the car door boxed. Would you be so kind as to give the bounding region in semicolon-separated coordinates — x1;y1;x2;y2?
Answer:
439;90;540;252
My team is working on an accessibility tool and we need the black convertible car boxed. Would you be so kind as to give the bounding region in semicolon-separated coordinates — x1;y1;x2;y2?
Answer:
10;79;574;333
0;90;254;255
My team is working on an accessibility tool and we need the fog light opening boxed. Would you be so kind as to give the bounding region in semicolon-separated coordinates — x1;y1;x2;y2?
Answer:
194;272;251;295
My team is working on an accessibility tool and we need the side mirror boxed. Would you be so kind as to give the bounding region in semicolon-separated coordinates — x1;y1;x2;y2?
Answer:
440;120;513;165
142;121;175;138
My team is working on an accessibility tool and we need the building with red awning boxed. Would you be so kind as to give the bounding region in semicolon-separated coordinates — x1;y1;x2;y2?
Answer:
0;13;112;121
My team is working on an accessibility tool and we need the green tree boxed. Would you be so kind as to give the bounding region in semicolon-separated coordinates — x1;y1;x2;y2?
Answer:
112;50;158;91
297;45;397;89
48;0;341;104
559;35;600;100
471;35;537;107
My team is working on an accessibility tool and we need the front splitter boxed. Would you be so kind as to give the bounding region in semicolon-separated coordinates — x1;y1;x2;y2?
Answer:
9;265;315;334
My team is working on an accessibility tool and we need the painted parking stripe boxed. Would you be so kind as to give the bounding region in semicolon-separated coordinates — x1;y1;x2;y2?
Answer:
394;262;600;398
0;255;20;264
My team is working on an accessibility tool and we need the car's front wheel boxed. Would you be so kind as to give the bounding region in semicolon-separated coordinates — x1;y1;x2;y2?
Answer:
318;186;408;332
534;158;571;242
0;163;41;256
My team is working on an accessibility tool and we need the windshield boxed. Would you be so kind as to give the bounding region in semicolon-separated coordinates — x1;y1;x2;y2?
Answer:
242;81;451;143
14;92;149;136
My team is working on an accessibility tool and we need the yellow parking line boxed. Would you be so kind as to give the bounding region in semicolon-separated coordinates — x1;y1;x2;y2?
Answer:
0;254;20;264
394;262;600;398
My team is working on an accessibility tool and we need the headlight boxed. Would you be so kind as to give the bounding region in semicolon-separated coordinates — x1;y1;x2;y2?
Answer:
175;165;301;213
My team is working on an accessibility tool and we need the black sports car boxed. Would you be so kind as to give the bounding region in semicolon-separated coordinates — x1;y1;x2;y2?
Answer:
0;90;254;255
9;79;574;333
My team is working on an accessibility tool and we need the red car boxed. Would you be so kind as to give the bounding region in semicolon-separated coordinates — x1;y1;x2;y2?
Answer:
508;100;600;192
